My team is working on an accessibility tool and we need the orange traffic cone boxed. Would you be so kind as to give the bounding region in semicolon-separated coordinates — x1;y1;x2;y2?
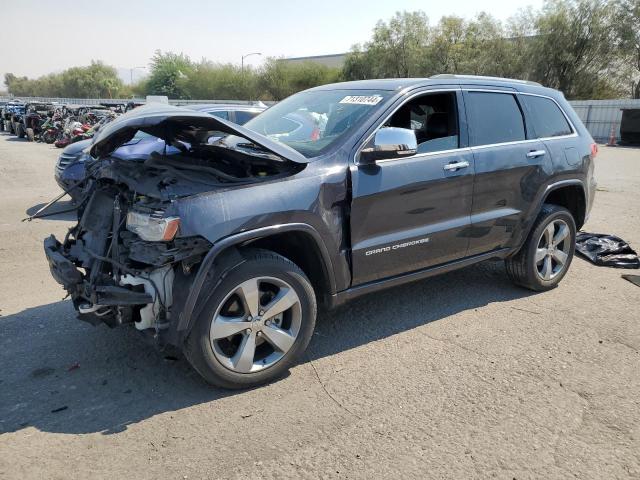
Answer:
607;125;617;146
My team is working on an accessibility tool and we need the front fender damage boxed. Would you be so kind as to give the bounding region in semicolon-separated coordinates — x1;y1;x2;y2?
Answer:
42;105;306;345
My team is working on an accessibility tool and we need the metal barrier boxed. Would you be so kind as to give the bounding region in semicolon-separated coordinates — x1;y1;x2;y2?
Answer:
2;95;638;144
569;99;640;144
0;96;274;107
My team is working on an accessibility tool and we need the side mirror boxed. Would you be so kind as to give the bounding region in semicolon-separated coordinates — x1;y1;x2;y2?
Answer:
360;127;418;164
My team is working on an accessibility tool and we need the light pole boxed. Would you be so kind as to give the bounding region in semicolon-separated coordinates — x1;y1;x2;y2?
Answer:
129;66;146;85
241;52;262;74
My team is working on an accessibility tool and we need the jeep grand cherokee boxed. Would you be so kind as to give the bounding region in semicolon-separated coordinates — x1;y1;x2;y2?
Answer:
43;75;597;388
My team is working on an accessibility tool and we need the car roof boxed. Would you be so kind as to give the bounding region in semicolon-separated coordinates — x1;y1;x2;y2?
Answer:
308;75;559;97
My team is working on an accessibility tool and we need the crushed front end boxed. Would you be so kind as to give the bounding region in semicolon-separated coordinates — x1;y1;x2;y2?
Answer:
44;182;210;334
42;103;306;344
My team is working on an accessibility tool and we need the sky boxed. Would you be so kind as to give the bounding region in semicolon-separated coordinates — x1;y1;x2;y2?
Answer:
0;0;544;86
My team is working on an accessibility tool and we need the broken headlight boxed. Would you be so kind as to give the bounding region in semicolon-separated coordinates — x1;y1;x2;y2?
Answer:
126;211;180;242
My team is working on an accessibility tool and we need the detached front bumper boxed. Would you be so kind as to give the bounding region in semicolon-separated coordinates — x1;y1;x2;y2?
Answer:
44;235;83;290
44;235;155;326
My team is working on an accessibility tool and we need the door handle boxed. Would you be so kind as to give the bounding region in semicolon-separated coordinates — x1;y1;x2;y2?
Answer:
443;161;469;171
526;150;546;158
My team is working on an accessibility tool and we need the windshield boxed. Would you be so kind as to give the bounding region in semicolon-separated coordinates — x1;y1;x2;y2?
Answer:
243;89;392;158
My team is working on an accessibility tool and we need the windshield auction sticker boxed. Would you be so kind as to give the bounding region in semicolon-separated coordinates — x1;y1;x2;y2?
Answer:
339;95;384;106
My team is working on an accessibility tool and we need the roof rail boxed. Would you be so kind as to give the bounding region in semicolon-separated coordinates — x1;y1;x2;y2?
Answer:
430;74;542;87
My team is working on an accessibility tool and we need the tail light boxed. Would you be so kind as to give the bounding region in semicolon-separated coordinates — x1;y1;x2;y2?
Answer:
590;143;598;158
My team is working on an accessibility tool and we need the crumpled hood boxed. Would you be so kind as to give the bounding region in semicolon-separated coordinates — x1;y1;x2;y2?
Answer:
89;103;308;164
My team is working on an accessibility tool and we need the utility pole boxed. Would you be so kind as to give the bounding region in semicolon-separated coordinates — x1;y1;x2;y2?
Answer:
129;66;146;85
241;53;262;74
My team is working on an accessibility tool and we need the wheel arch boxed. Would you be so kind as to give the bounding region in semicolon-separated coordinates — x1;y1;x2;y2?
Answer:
176;223;336;335
244;230;334;307
541;180;587;229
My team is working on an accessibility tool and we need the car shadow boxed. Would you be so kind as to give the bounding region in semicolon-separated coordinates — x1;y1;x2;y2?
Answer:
0;261;537;435
25;201;76;221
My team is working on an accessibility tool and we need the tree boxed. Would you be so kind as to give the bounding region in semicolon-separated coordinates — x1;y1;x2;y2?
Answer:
59;61;123;98
529;0;620;98
342;45;374;81
343;11;522;80
181;61;259;100
4;62;122;98
343;11;430;79
259;58;341;100
146;50;194;99
613;0;640;97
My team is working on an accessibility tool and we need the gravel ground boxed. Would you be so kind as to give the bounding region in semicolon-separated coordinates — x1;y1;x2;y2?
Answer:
0;132;639;480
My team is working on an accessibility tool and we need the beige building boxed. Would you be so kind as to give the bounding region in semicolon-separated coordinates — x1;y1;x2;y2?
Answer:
281;53;348;69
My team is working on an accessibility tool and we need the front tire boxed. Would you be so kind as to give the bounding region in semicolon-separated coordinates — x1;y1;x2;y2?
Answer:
26;127;35;142
185;249;317;389
15;123;25;138
505;204;576;291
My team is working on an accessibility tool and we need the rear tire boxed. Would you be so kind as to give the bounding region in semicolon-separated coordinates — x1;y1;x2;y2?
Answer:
26;128;35;142
184;249;317;389
505;204;576;291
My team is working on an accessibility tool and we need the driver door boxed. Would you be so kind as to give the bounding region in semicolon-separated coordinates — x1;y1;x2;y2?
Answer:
349;88;475;285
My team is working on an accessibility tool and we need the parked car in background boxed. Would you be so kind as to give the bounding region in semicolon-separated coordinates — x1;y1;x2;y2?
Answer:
54;103;267;201
188;103;266;124
1;102;25;134
0;101;6;131
44;76;596;389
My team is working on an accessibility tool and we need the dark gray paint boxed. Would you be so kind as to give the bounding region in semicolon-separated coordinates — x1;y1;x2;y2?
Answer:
45;76;597;336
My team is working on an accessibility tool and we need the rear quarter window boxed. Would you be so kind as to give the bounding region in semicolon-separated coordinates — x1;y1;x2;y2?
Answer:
234;110;260;125
521;95;573;138
208;110;229;120
466;92;526;146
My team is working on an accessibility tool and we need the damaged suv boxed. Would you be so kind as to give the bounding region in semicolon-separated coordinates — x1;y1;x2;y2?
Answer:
43;75;597;388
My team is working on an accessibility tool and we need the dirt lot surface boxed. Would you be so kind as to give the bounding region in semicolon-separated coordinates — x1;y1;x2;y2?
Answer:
0;133;639;480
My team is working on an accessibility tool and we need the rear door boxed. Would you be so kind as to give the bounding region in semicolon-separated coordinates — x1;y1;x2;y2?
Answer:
463;89;550;256
519;93;582;170
349;88;475;285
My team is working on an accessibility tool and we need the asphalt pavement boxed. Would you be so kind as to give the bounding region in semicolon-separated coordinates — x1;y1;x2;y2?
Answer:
0;133;639;479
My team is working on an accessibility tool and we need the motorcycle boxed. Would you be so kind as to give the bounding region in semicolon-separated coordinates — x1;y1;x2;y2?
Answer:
41;114;64;144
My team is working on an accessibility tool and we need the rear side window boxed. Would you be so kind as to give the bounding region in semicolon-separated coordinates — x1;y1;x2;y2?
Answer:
466;92;526;146
234;110;260;125
522;95;573;138
208;110;229;120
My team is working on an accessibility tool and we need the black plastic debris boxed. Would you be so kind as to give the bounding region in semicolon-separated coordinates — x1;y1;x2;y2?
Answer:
622;275;640;288
575;233;640;269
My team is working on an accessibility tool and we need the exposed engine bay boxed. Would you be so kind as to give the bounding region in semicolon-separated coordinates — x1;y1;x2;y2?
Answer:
43;104;306;336
44;182;212;330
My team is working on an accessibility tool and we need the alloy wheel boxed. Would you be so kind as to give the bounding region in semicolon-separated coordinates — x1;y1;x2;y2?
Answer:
209;276;302;374
535;219;571;281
